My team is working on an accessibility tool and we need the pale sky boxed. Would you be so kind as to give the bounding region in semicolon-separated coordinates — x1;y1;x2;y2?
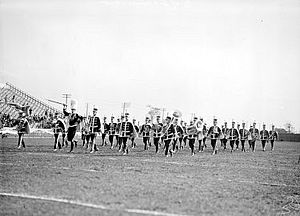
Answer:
1;0;300;131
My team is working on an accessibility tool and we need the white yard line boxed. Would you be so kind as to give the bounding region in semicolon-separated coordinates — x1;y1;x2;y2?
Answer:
0;192;190;216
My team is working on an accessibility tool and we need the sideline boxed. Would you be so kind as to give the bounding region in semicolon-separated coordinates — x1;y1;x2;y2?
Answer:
0;192;190;216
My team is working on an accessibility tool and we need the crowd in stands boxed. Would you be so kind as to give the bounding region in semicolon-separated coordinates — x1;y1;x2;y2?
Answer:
0;111;54;129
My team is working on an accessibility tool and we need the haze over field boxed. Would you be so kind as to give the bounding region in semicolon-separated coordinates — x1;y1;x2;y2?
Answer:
1;0;300;131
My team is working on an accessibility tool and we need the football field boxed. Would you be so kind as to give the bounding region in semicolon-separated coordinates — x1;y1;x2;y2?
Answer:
1;137;299;216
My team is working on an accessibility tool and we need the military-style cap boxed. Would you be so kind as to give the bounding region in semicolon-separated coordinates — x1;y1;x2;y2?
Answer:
93;107;98;111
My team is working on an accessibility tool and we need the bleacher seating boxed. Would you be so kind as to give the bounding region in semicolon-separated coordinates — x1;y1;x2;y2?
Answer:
0;82;61;119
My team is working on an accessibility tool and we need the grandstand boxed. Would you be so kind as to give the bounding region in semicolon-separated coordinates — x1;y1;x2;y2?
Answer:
0;82;61;119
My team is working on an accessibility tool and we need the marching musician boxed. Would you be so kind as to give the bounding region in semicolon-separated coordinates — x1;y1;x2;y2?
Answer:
52;112;65;151
260;124;269;151
228;121;239;153
239;122;249;152
179;120;187;149
221;122;229;150
186;120;198;156
140;117;152;150
161;116;176;157
101;117;109;146
131;119;140;148
88;108;101;153
249;122;259;152
207;118;221;155
195;117;205;153
269;125;278;151
63;102;83;152
116;117;123;151
15;111;30;149
81;117;90;148
152;116;163;153
173;118;184;153
119;113;134;155
236;123;240;150
202;123;208;150
108;116;117;149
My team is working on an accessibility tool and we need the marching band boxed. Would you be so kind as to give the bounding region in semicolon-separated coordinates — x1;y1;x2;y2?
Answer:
9;101;280;157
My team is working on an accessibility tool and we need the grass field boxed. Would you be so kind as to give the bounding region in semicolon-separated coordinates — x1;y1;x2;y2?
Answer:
1;137;300;216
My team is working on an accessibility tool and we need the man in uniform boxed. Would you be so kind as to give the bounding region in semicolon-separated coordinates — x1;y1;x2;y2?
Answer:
63;102;83;152
108;116;117;149
152;116;163;153
221;122;229;149
239;122;249;152
249;122;259;152
269;125;278;151
172;118;184;153
88;108;101;153
119;113;134;155
131;119;140;148
236;123;241;150
187;120;198;156
161;116;176;157
16;111;30;149
52;112;65;151
207;118;221;155
101;117;109;146
228;121;239;152
260;123;269;151
140;117;152;150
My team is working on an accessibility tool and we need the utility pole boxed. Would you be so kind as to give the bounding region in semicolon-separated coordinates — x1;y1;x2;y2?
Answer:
62;94;71;107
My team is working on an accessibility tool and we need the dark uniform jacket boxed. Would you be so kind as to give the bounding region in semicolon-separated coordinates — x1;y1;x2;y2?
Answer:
140;123;152;137
228;128;239;140
269;130;278;140
239;128;249;140
162;123;175;140
108;122;117;135
249;128;259;140
120;121;134;137
207;126;221;140
63;109;82;130
88;116;101;133
152;123;163;138
260;130;269;140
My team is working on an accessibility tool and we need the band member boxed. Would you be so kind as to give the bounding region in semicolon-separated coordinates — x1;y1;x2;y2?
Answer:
173;118;184;152
269;125;278;151
207;118;221;155
236;123;240;150
249;122;259;152
260;124;269;151
161;116;176;157
239;122;249;152
101;117;109;146
52;112;65;151
182;121;188;147
118;116;125;151
119;113;134;155
202;123;208;149
15;111;30;149
63;101;83;152
195;117;205;152
108;116;117;149
179;120;187;149
221;122;229;149
186;120;198;156
89;108;101;153
81;117;90;148
228;121;239;152
140;117;152;150
115;117;122;151
131;119;140;148
152;116;163;153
